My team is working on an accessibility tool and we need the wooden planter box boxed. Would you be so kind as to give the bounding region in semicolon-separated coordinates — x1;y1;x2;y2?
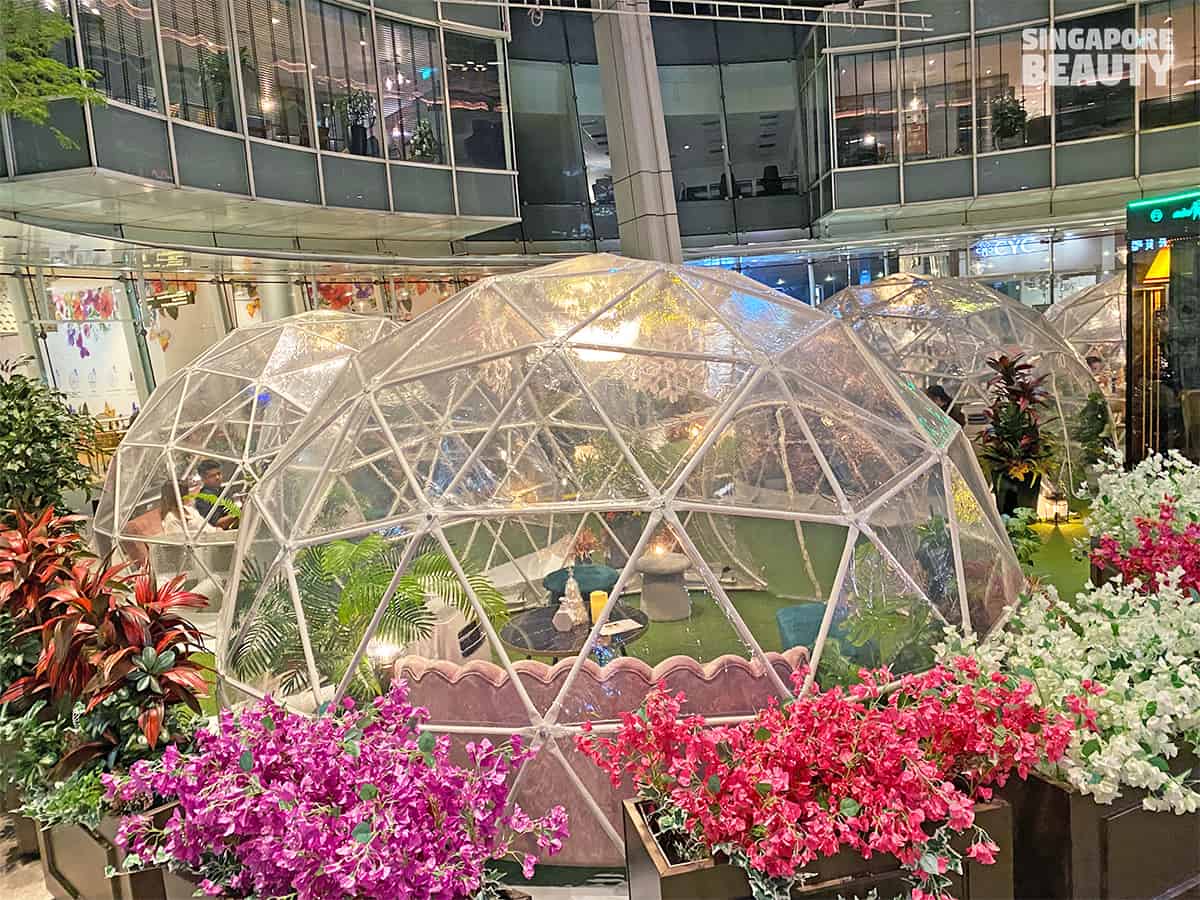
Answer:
623;799;1014;900
1003;769;1200;899
38;812;200;900
3;783;41;858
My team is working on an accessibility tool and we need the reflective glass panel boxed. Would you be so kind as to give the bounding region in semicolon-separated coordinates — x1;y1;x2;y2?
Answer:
233;0;311;146
159;0;240;130
376;19;445;164
445;33;507;169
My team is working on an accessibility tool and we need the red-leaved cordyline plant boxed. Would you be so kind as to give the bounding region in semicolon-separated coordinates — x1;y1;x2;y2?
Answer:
1;560;208;753
578;658;1083;900
0;506;87;627
104;681;569;900
1090;498;1200;594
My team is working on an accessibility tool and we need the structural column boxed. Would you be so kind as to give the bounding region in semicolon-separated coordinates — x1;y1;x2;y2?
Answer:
593;0;683;264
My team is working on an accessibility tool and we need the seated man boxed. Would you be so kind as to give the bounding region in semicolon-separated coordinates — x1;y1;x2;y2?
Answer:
193;459;238;529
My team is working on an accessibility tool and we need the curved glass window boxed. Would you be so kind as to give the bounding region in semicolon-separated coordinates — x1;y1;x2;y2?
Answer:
233;0;311;146
77;0;163;111
307;0;379;157
159;0;240;131
377;19;445;164
445;33;507;169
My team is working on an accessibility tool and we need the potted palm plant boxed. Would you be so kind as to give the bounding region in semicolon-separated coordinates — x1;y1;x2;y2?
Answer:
990;94;1028;150
228;535;507;700
975;354;1056;515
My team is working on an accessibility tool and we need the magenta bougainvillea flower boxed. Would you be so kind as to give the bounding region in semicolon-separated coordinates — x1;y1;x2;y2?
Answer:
1091;498;1200;594
104;681;568;899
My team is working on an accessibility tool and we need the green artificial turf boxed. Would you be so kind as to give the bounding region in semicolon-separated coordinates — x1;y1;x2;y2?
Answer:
1028;521;1090;600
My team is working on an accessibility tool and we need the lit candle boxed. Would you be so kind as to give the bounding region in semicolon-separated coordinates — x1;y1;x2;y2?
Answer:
590;590;608;625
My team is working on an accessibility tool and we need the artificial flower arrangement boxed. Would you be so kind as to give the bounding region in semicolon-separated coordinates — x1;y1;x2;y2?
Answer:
941;573;1200;815
1083;449;1200;549
1091;498;1200;594
578;659;1079;900
104;681;569;900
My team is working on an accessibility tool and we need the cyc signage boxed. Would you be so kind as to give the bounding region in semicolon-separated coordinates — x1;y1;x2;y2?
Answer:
972;235;1043;259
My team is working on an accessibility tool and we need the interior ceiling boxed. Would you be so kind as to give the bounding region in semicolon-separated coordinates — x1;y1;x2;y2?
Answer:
0;169;515;247
0;216;542;278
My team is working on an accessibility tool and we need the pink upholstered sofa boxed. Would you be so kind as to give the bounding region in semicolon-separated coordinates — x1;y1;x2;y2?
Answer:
396;646;808;867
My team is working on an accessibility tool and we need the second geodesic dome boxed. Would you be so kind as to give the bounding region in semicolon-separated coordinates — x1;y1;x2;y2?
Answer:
93;310;399;626
216;254;1022;862
820;273;1107;495
1045;271;1126;395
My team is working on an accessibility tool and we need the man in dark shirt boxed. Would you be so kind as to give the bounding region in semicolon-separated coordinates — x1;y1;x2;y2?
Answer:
925;384;967;428
194;460;237;529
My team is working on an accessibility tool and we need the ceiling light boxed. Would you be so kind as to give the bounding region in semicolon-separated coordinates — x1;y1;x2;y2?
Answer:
271;16;280;23
775;277;785;285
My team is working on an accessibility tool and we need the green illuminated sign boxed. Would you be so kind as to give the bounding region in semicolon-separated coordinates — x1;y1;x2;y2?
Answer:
1128;187;1200;240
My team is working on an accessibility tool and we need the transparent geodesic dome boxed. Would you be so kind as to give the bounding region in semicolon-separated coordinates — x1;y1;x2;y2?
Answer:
820;273;1108;496
217;255;1022;865
93;310;399;631
1045;272;1126;402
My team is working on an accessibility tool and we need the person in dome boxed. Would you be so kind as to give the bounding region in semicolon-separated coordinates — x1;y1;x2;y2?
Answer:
925;384;966;428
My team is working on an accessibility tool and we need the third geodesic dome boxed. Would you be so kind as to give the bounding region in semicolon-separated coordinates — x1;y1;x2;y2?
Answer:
92;310;399;629
217;255;1022;861
820;273;1108;495
1045;272;1126;395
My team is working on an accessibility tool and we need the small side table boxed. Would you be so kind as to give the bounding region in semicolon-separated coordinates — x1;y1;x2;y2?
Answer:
636;551;692;622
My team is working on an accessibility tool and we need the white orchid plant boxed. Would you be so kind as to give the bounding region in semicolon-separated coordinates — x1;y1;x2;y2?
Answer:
941;571;1200;814
1084;450;1200;548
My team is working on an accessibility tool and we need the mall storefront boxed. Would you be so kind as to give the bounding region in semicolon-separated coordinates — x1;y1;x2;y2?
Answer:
1;217;1127;461
1127;187;1200;464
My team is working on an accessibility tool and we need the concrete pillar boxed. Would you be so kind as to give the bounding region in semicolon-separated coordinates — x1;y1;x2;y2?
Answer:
257;280;302;321
593;0;683;264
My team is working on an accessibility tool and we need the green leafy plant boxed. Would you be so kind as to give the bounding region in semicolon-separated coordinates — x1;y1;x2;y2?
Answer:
18;766;106;831
183;492;241;520
915;516;957;609
1002;507;1041;571
406;118;441;162
1073;391;1111;468
336;88;376;126
0;360;99;512
0;0;106;148
990;93;1028;142
0;699;65;796
816;590;939;687
229;536;508;700
975;353;1056;485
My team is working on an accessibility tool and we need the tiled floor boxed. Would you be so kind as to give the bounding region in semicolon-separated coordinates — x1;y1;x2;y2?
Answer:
0;823;46;900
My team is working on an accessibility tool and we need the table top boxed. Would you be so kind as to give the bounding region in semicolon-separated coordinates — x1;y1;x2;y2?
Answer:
500;602;649;657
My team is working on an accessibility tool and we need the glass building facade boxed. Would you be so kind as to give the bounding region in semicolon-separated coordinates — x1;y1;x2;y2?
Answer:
0;0;518;240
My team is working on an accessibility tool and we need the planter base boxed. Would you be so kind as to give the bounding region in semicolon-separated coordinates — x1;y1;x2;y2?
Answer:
1003;772;1200;899
39;818;199;900
4;784;40;858
623;799;1014;900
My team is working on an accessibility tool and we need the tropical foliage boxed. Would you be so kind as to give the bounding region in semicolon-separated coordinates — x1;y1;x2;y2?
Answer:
229;535;507;699
0;359;98;511
1073;391;1111;469
1002;507;1041;571
975;353;1056;484
0;0;106;148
